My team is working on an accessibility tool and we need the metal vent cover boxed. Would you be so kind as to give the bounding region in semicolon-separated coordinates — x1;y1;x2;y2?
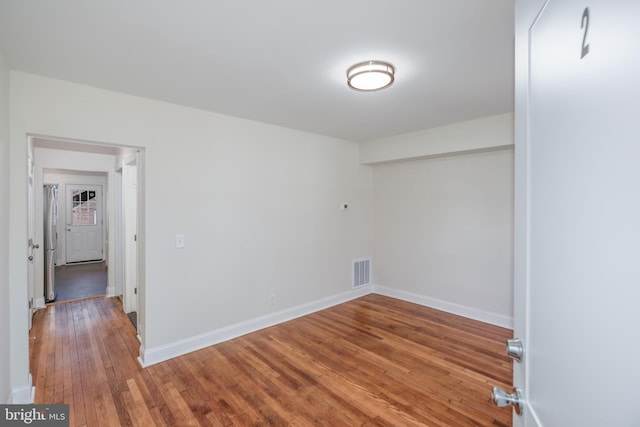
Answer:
352;258;371;288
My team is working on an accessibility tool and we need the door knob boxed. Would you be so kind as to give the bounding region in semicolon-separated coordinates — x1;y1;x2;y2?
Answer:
492;387;524;415
506;338;524;362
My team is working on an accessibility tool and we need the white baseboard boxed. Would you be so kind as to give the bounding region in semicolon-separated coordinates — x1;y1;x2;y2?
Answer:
34;297;46;309
106;286;116;297
138;283;512;367
372;285;514;329
139;285;373;367
8;374;34;404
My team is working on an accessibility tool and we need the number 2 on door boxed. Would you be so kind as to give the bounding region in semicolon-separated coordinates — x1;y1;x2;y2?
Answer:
581;7;590;59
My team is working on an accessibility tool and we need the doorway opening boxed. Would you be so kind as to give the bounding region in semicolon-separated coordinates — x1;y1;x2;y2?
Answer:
43;178;107;304
27;135;145;341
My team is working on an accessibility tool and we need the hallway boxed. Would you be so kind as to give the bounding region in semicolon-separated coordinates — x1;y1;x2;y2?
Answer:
53;262;107;303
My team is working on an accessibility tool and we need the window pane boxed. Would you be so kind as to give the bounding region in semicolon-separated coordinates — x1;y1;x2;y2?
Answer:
71;190;97;225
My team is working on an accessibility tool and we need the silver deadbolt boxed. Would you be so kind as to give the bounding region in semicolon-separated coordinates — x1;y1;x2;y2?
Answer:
506;338;524;362
492;386;524;415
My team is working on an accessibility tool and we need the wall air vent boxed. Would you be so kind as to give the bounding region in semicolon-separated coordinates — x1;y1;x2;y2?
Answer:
352;258;371;288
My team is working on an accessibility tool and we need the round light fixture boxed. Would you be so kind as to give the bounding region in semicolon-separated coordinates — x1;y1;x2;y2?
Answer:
347;60;395;92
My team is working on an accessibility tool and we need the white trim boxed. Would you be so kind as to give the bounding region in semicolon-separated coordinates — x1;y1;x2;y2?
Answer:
138;285;374;367
372;285;513;329
524;401;544;427
137;344;145;369
8;374;34;404
106;285;116;297
34;297;46;309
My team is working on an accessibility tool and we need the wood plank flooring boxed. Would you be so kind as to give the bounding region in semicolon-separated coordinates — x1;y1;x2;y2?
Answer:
30;294;513;426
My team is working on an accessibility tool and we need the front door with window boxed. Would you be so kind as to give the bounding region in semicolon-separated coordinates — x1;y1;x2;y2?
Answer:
66;184;103;263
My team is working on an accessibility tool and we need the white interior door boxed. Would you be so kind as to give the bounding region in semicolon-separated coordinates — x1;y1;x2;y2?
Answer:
513;1;640;425
123;161;138;314
27;144;35;328
66;184;103;263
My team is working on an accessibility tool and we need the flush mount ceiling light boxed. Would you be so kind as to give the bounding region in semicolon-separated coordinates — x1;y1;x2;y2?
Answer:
347;60;395;92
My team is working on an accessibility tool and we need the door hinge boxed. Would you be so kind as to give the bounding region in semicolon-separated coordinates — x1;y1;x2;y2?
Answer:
134;288;137;295
134;234;137;242
28;299;33;309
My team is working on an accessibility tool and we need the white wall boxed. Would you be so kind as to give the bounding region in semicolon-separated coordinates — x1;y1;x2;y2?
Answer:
0;46;12;403
372;149;514;326
363;114;514;327
361;113;513;164
9;72;374;366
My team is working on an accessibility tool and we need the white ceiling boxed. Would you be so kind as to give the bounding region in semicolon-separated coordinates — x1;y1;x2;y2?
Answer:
0;0;514;142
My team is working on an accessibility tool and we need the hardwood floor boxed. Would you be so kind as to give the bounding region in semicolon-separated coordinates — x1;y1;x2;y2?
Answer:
30;294;513;426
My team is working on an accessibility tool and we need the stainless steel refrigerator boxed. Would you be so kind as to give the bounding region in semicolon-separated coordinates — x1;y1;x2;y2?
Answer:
44;184;58;302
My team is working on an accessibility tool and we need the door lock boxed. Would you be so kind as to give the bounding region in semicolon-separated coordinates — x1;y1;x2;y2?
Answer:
506;338;524;362
492;387;524;415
